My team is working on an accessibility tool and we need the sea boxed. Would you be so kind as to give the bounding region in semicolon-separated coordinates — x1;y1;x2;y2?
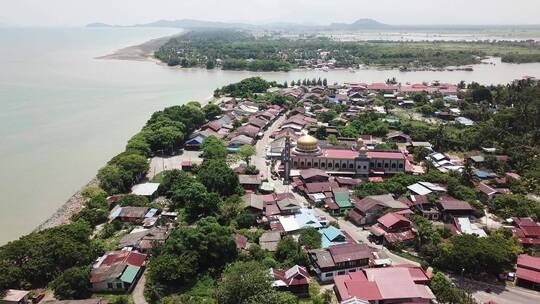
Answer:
1;27;540;244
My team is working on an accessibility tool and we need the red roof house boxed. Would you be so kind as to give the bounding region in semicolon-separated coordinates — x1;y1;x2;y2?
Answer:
270;265;310;297
333;266;435;303
516;254;540;288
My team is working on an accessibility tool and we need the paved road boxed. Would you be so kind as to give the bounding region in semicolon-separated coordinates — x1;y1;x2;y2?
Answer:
132;271;148;304
452;276;540;304
252;114;286;180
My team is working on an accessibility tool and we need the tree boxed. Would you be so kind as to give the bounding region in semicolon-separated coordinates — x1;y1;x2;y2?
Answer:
298;228;322;249
147;252;198;285
235;211;257;229
158;169;194;197
206;60;215;69
117;194;149;207
237;145;256;165
110;152;149;181
201;136;228;160
197;159;240;196
172;182;221;220
203;103;223;120
322;78;327;86
161;217;237;272
275;236;309;267
244;291;298;304
460;159;475;187
317;110;338;123
97;165;131;194
0;221;98;289
50;267;91;300
433;232;521;275
81;186;106;200
216;261;273;304
491;194;540;218
430;272;476;304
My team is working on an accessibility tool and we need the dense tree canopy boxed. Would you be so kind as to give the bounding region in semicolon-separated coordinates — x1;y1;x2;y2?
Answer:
197;159;240;196
0;221;99;289
50;267;92;300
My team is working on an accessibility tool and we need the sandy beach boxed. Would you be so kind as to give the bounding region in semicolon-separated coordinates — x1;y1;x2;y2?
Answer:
97;32;183;61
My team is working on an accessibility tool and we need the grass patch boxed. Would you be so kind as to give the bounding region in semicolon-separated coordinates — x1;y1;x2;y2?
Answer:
94;294;134;304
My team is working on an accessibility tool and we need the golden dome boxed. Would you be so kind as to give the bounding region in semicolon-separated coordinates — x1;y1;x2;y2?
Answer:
297;135;318;146
296;135;320;153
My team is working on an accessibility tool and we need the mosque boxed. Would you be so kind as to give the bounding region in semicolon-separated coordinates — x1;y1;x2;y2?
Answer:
285;134;408;177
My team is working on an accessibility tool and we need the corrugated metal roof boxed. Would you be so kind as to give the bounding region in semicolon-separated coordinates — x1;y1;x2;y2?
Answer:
120;265;140;283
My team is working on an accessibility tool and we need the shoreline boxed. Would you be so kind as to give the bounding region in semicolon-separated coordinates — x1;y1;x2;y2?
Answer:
34;178;99;232
33;94;217;234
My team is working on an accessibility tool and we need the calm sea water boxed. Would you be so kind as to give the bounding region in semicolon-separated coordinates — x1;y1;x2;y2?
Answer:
1;27;540;244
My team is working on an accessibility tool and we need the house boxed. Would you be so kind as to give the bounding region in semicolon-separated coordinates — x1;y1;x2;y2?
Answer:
277;197;302;215
228;135;254;152
455;116;474;126
476;182;510;203
130;183;160;198
242;193;264;215
368;213;415;246
319;225;350;248
335;177;360;190
333;266;434;303
90;251;146;292
348;194;409;226
399;195;440;220
515;254;540;290
110;206;155;223
259;231;281;251
385;132;411;144
452;217;487;237
511;217;540;248
332;188;353;214
407;182;447;196
277;208;323;233
437;196;475;222
238;174;262;191
248;117;268;129
117;227;169;252
308;243;376;282
270;265;310;297
234;233;250;251
0;290;30;304
299;168;330;183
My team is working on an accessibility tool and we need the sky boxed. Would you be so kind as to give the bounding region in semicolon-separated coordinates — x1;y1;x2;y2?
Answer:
1;0;539;27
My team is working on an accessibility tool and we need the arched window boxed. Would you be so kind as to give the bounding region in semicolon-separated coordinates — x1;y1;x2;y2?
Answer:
321;162;326;168
384;163;389;168
370;162;375;167
363;165;367;170
392;163;396;168
342;163;347;169
307;162;311;167
377;163;382;168
349;163;354;169
399;163;404;169
293;161;298;166
300;161;305;167
328;163;333;168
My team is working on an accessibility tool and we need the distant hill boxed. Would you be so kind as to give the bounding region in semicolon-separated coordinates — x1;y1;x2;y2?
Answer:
328;18;389;30
85;18;540;32
85;18;389;30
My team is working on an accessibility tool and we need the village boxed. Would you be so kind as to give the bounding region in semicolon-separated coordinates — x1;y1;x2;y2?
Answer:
2;76;540;304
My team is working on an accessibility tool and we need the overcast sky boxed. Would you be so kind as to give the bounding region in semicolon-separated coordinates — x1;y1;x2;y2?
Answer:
1;0;539;27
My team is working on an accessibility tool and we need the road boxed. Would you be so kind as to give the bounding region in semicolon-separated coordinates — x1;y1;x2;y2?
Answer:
132;271;148;304
252;114;287;180
452;276;540;304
